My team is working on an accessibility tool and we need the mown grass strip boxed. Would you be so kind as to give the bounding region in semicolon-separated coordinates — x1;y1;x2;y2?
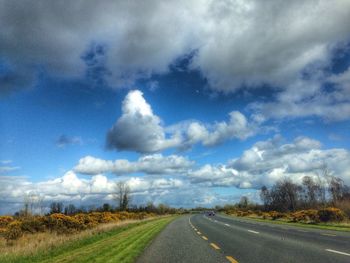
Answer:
225;214;350;232
1;216;176;263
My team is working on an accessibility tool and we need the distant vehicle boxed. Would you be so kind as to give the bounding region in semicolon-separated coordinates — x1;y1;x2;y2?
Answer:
206;211;215;216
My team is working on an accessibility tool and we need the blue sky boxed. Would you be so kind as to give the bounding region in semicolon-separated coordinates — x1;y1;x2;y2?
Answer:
1;0;350;214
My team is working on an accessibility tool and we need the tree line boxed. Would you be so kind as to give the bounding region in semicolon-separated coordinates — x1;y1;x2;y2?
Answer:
260;173;350;214
13;181;181;217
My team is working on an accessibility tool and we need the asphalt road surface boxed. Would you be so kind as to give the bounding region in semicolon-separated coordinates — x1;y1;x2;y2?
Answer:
137;214;350;263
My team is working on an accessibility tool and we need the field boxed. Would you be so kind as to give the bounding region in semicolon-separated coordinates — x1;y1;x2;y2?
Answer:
0;216;176;263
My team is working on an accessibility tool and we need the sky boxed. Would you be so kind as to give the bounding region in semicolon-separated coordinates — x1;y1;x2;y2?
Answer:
1;0;350;214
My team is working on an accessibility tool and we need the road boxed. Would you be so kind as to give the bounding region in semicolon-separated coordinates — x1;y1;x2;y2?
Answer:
137;214;350;263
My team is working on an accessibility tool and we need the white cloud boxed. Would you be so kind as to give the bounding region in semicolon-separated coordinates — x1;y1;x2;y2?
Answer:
107;90;260;153
2;0;350;98
185;111;256;146
0;164;20;173
106;90;182;153
184;135;350;189
228;136;350;187
74;154;193;175
250;77;350;121
0;171;188;214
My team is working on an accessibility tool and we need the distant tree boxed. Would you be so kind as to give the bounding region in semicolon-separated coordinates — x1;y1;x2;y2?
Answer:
238;196;249;209
102;203;111;212
302;176;319;208
145;202;156;213
64;204;77;215
114;182;131;211
329;176;345;205
50;202;63;214
269;178;300;212
260;186;271;211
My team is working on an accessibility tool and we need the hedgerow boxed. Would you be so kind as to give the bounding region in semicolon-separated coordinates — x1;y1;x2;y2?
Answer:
0;211;157;242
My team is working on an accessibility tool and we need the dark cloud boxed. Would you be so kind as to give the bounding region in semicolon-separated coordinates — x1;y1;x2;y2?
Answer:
1;0;350;119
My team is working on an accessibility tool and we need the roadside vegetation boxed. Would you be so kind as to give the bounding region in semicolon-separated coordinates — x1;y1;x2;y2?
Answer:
217;170;350;230
0;181;183;262
0;216;175;263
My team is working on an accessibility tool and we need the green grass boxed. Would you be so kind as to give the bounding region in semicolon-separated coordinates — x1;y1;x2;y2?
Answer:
224;214;350;232
2;216;176;263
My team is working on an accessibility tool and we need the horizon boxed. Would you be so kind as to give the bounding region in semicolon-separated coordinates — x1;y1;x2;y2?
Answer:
1;0;350;215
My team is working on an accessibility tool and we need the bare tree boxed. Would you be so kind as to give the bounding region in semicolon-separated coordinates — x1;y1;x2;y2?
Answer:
302;176;320;208
114;181;131;211
269;178;301;212
329;176;345;206
260;186;271;211
239;196;249;209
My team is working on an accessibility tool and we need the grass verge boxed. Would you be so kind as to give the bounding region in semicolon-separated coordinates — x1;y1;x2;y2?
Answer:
1;216;176;263
224;214;350;232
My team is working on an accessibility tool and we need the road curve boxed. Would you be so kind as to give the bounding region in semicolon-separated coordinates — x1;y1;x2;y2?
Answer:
137;214;350;263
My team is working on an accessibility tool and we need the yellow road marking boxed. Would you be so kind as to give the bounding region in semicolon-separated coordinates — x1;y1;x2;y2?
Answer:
210;243;220;250
226;256;239;263
202;236;208;240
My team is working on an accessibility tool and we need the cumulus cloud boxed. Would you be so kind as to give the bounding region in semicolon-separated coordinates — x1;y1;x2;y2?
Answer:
106;90;259;153
250;77;350;121
0;170;188;214
228;136;350;187
106;90;182;153
2;0;350;99
184;111;258;147
185;135;350;189
74;154;193;175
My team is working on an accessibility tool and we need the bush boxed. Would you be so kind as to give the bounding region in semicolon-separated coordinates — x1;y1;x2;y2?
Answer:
20;217;46;233
291;210;319;223
44;213;85;233
318;207;345;222
74;213;98;228
4;221;23;242
269;211;285;220
0;216;14;227
337;200;350;219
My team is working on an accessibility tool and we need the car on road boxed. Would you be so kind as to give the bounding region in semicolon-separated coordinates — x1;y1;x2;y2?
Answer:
206;211;215;216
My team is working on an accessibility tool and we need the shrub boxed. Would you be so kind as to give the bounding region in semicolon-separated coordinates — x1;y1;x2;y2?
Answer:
269;211;284;220
337;200;350;219
20;217;46;233
0;216;14;227
290;210;319;223
4;221;23;242
44;213;85;233
318;207;345;222
74;213;98;228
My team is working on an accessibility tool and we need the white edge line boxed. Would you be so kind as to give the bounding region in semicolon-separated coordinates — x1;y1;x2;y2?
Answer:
247;229;259;234
326;249;350;256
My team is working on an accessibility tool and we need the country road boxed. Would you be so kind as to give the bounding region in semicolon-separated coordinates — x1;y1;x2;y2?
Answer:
137;214;350;263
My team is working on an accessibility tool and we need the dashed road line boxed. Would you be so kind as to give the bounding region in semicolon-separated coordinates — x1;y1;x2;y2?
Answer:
202;235;208;240
197;231;202;235
226;256;239;263
224;223;230;226
325;249;350;256
247;229;259;234
321;233;337;237
210;243;220;250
